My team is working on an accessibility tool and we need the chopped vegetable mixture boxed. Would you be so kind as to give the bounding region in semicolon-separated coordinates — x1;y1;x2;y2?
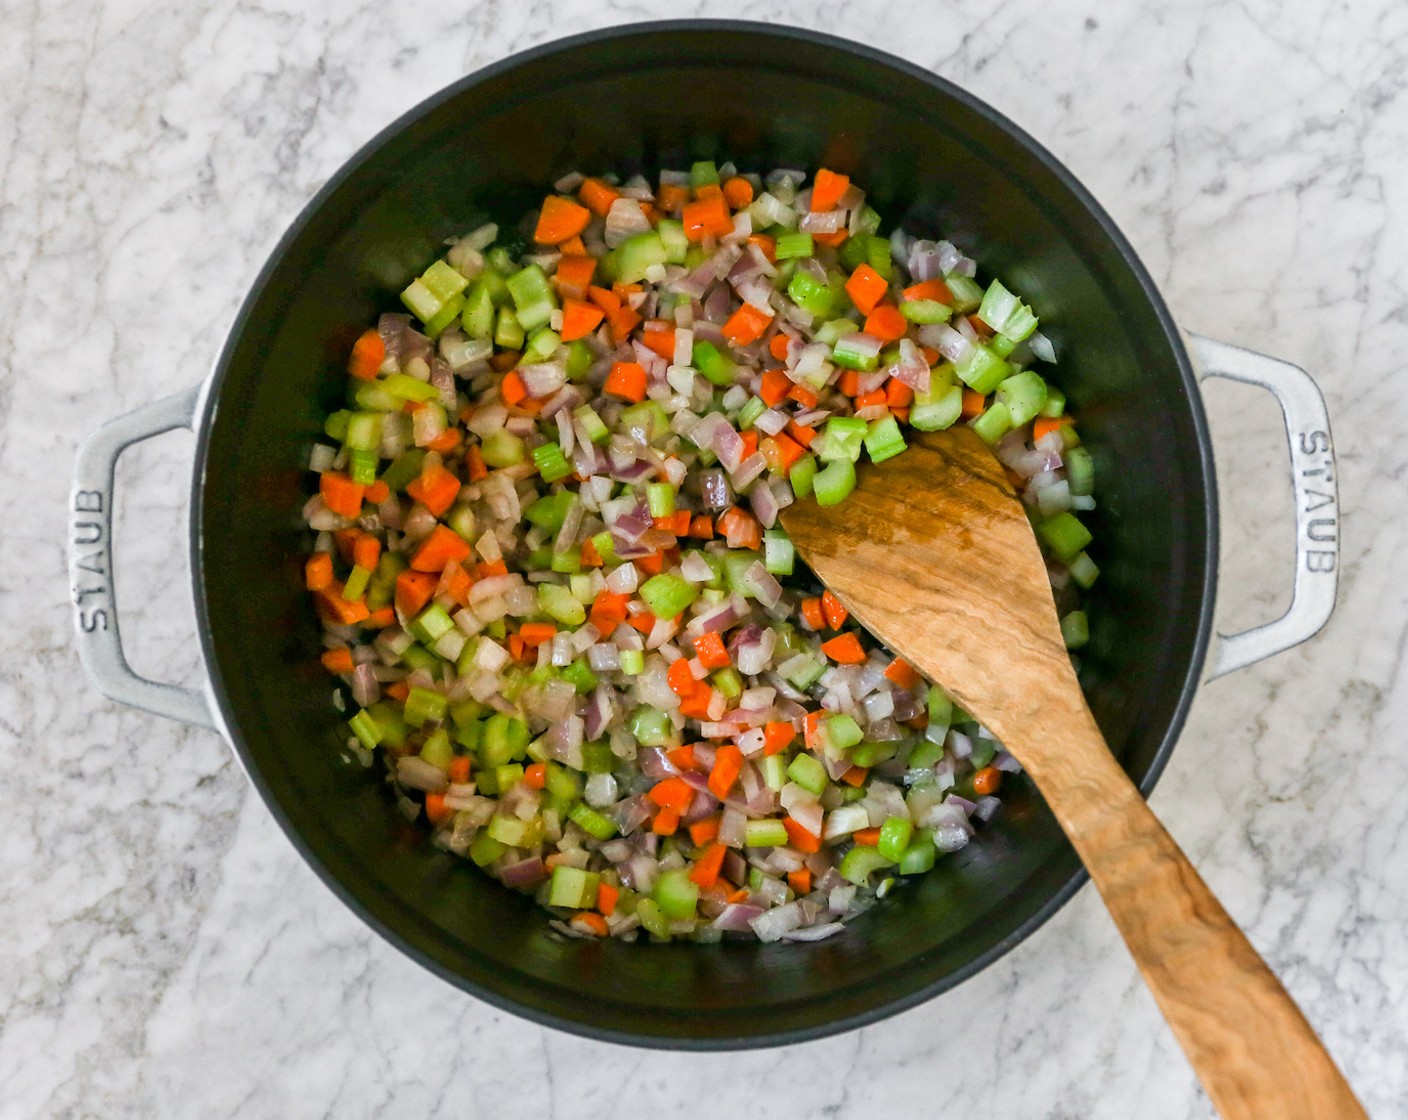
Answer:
303;162;1098;943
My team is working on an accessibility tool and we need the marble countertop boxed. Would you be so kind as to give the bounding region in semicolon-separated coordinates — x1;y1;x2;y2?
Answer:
5;1;1406;1116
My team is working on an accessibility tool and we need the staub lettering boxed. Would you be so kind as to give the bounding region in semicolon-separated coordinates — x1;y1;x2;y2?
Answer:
1294;431;1337;573
72;489;110;631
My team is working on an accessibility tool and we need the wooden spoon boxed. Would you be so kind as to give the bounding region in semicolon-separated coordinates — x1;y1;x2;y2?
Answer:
780;426;1365;1120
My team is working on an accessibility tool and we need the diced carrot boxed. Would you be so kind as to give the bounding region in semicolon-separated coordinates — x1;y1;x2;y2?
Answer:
465;444;488;482
973;766;1003;796
782;815;822;854
626;610;656;636
759;367;791;407
920;346;941;366
885;379;914;408
501;369;528;407
572;911;609;937
352;534;382;571
840;765;869;787
305;552;334;592
864;302;907;343
651;806;681;836
689;842;728;889
448;755;472;784
813;229;848;248
319;472;364;518
688;813;721;847
395;569;439;618
425;428;461;455
738;430;759;460
533;194;591;245
424;792;454;826
799;596;825;631
693;182;724;202
967;313;995;338
786;420;816;448
763;721;795;756
694;630;730;670
844;263;888;315
689;515;715;540
588;285;621;314
596;881;620;916
657;181;689;213
524;761;547;790
788;868;813;896
607;304;642;344
640;323;676;361
489;349;520;372
961;389;988;419
768;333;791;361
883;658;921;689
313;584;371;626
747;232;777;263
559;236;587;257
727;887;750;904
820;632;866;664
476;559;508;579
365;480;390;504
580;537;603;568
332;528;361;566
716;507;761;550
853;827;881;846
707;743;745;800
589;590;630;631
577;176;621;217
1033;415;1074;441
321;647;354;674
364;606;396;629
721;302;773;346
821;590;849;630
722;176;754;209
385;680;410;703
891;405;909;424
854;389;887;411
519;622;558;647
838;369;861;397
668;744;699;772
347;328;385;380
903;278;955;304
762;432;806;475
410;524;472;573
604;361;647;403
682;193;733;241
677;684;714;720
559;298;605;341
635;549;665;575
554;255;597;300
405;463;461;517
810;168;850;212
507;633;526;662
787;383;819;409
666;657;698;698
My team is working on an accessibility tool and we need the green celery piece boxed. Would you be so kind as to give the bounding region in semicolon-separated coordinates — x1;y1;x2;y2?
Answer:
366;702;408;750
348;710;382;750
617;649;644;675
1061;610;1090;650
341;564;371;602
537;583;587;626
401;279;442;322
408;603;454;644
619;400;670;443
636;897;671;940
653;868;700;920
813;458;856;507
568;801;618;840
640;573;698;617
399;644;441;674
711;666;742;699
956;345;1011;394
379;448;426;493
900;299;952;324
544;762;582;803
522;326;561;364
461;281;495;339
761;752;788;792
996;370;1049;427
573;405;609;444
615;231;668;284
550;550;581;575
532;442;573;483
628;706;674;747
403;687;448;728
744;819;789;848
849;740;898;768
736;396;767;431
506;264;557;332
548;865;599;909
898;837;937;875
817;415;867;463
943;275;984;313
784;655;825;690
825;714;864;751
970;401;1013;445
1069;552;1100;589
786;752;827;795
969;737;997;770
347;450;378;486
1065;446;1095;496
580;742;616;773
324;410;351;442
561;657;597;695
420;728;454;770
839;846;894;885
424;295;465;340
832;333;881;372
494;307;525;350
789;454;818;498
645;482;675;519
1041;385;1067;417
775;231;814;259
480;713;529;767
977;279;1038;342
422;259;469;302
525;490;576;532
657;219;688;264
786;271;836;319
1038;512;1093;562
877;816;913;862
907;739;945;770
691;340;736;387
864;416;907;463
481;428;525;467
469;833;507;867
381;373;441;403
566;340;594;381
689;160;719;188
343;411;382;451
763;530;795;576
909;384;963;432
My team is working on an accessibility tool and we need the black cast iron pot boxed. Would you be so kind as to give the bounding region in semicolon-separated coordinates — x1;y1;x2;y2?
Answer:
68;21;1339;1048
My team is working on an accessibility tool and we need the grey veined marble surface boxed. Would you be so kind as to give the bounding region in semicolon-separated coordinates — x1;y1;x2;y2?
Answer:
5;1;1407;1117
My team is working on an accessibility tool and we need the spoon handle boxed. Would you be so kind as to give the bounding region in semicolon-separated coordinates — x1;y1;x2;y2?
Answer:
1031;717;1366;1120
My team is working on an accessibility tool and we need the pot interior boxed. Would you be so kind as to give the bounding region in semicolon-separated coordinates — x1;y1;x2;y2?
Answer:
196;23;1213;1046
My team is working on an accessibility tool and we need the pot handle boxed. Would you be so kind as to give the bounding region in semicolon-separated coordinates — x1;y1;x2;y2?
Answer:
69;383;216;730
1188;334;1339;679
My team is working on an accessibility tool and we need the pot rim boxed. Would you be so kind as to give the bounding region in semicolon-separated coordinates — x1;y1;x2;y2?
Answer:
190;18;1218;1049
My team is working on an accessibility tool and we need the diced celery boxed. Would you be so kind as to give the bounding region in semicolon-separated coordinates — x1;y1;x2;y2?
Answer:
1065;446;1095;496
877;816;913;862
1069;551;1100;589
813;458;856;507
839;845;894;885
481;428;525;467
689;160;719;188
943;275;984;312
461;282;495;339
618;649;644;676
899;837;937;875
424;295;465;340
343;411;382;452
956;345;1012;394
525;491;575;532
580;742;616;773
775;231;814;259
348;709;382;750
864;416;907;464
420;728;454;770
494;307;525;350
1038;512;1093;562
382;373;441;403
532;442;573;483
817;416;867;463
615;231;668;285
969;737;997;770
568;801;618;840
506;265;557;332
832;333;881;372
825;713;864;751
789;454;818;498
1061;610;1090;650
787;271;836;319
561;657;597;695
1041;385;1067;417
573;404;609;444
469;832;507;867
403;687;448;728
849;740;897;768
737;396;767;431
784;655;825;690
324;410;352;441
537;584;587;627
763;530;795;576
786;752;828;795
379;448;426;492
565;339;594;381
691;340;736;387
544;762;582;804
657;218;688;264
342;564;371;602
971;401;1013;445
646;482;676;518
900;299;952;324
408;603;454;645
549;865;600;909
640;573;698;617
480;713;529;767
347;448;378;486
977;279;1038;342
628;707;674;747
711;666;742;699
744;819;789;848
762;752;788;791
653;868;700;920
909;384;963;431
636;897;671;940
996;370;1049;427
